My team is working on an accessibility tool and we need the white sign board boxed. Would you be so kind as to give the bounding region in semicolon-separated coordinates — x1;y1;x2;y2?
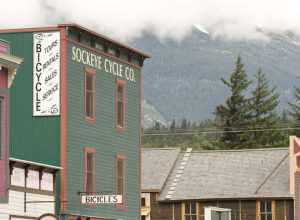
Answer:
81;194;123;204
33;32;60;116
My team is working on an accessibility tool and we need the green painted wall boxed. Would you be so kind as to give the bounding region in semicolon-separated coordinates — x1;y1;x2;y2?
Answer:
0;32;60;166
66;41;141;220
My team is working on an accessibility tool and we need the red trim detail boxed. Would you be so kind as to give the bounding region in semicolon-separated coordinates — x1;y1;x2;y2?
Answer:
60;27;68;213
67;38;142;70
115;154;126;209
115;80;126;132
83;146;96;193
84;67;96;123
0;94;8;199
0;41;9;54
0;27;60;34
0;68;8;88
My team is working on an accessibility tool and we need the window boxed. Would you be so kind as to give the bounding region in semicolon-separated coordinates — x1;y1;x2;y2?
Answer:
260;201;272;220
116;155;125;207
84;69;96;121
204;207;231;220
84;147;96;193
116;80;125;130
141;216;146;220
185;202;197;220
141;197;146;207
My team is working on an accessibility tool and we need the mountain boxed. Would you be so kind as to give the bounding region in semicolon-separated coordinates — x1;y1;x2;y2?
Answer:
131;27;300;125
143;100;168;129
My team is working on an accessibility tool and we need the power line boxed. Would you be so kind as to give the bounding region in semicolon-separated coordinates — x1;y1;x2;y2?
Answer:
143;127;300;136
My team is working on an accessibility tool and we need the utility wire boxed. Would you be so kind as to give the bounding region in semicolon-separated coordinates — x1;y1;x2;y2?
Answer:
143;126;300;136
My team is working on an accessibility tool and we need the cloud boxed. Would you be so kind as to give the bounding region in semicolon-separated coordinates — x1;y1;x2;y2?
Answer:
0;0;300;42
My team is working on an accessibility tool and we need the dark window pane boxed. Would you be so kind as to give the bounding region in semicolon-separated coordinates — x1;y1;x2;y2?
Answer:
118;101;123;126
266;201;271;212
267;214;272;220
260;201;265;212
191;202;196;214
85;73;95;118
117;83;124;127
117;159;124;195
141;216;146;220
87;153;93;171
86;75;94;90
141;198;146;206
185;203;190;214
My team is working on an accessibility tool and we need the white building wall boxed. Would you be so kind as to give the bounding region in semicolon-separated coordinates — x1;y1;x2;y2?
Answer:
0;166;56;220
0;190;55;220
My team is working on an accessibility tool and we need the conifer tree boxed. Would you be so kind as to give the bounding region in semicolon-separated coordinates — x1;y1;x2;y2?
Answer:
248;69;281;147
288;87;300;137
170;119;176;132
215;56;252;149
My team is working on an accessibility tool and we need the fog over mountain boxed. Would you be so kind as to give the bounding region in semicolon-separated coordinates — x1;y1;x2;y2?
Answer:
132;27;300;126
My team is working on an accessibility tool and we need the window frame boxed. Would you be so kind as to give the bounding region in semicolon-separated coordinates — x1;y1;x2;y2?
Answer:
116;154;126;209
115;80;126;132
84;68;96;123
83;146;96;193
184;202;197;220
260;200;273;220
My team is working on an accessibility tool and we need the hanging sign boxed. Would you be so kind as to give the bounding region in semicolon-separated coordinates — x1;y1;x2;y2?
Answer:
33;32;60;116
81;194;123;205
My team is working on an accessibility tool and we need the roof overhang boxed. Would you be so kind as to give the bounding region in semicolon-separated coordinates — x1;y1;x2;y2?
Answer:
0;52;23;88
10;157;61;173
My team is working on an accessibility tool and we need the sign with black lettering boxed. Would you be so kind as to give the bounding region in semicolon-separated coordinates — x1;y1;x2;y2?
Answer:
81;194;123;204
33;32;60;116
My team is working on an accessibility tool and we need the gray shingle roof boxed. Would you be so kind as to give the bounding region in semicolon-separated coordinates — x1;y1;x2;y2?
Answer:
142;148;292;201
142;148;180;191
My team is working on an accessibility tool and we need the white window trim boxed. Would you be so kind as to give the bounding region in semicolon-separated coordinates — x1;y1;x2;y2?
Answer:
204;206;231;220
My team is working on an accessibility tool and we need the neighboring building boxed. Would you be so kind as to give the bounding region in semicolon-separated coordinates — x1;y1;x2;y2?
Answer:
0;24;149;220
141;137;300;220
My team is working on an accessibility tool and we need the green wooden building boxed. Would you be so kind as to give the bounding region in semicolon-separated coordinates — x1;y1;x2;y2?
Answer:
0;24;149;220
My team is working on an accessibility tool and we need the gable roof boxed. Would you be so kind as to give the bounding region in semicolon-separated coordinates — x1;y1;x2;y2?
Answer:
142;148;292;201
142;148;180;192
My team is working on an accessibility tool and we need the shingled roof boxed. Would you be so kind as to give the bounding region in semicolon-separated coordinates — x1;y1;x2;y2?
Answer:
142;148;180;191
142;148;292;201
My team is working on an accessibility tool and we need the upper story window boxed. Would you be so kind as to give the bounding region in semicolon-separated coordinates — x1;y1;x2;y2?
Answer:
116;155;125;207
185;202;196;220
84;68;96;121
116;80;126;130
84;147;96;193
260;201;272;220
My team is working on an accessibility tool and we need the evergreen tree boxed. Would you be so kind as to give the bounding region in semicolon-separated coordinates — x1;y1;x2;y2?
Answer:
288;86;300;137
154;121;161;131
181;118;188;130
248;69;281;147
170;119;176;132
214;56;252;149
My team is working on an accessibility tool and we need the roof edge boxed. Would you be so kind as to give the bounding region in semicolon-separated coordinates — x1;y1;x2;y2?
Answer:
58;23;150;58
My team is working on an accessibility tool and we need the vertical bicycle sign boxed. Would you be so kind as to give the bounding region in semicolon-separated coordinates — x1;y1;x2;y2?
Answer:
33;32;60;116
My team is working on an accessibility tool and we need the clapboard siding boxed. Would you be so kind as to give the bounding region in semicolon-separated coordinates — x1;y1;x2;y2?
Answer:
66;41;141;220
0;32;60;166
0;190;54;219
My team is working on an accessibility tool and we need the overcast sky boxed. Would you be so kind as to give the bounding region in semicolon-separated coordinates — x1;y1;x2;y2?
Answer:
1;0;300;42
